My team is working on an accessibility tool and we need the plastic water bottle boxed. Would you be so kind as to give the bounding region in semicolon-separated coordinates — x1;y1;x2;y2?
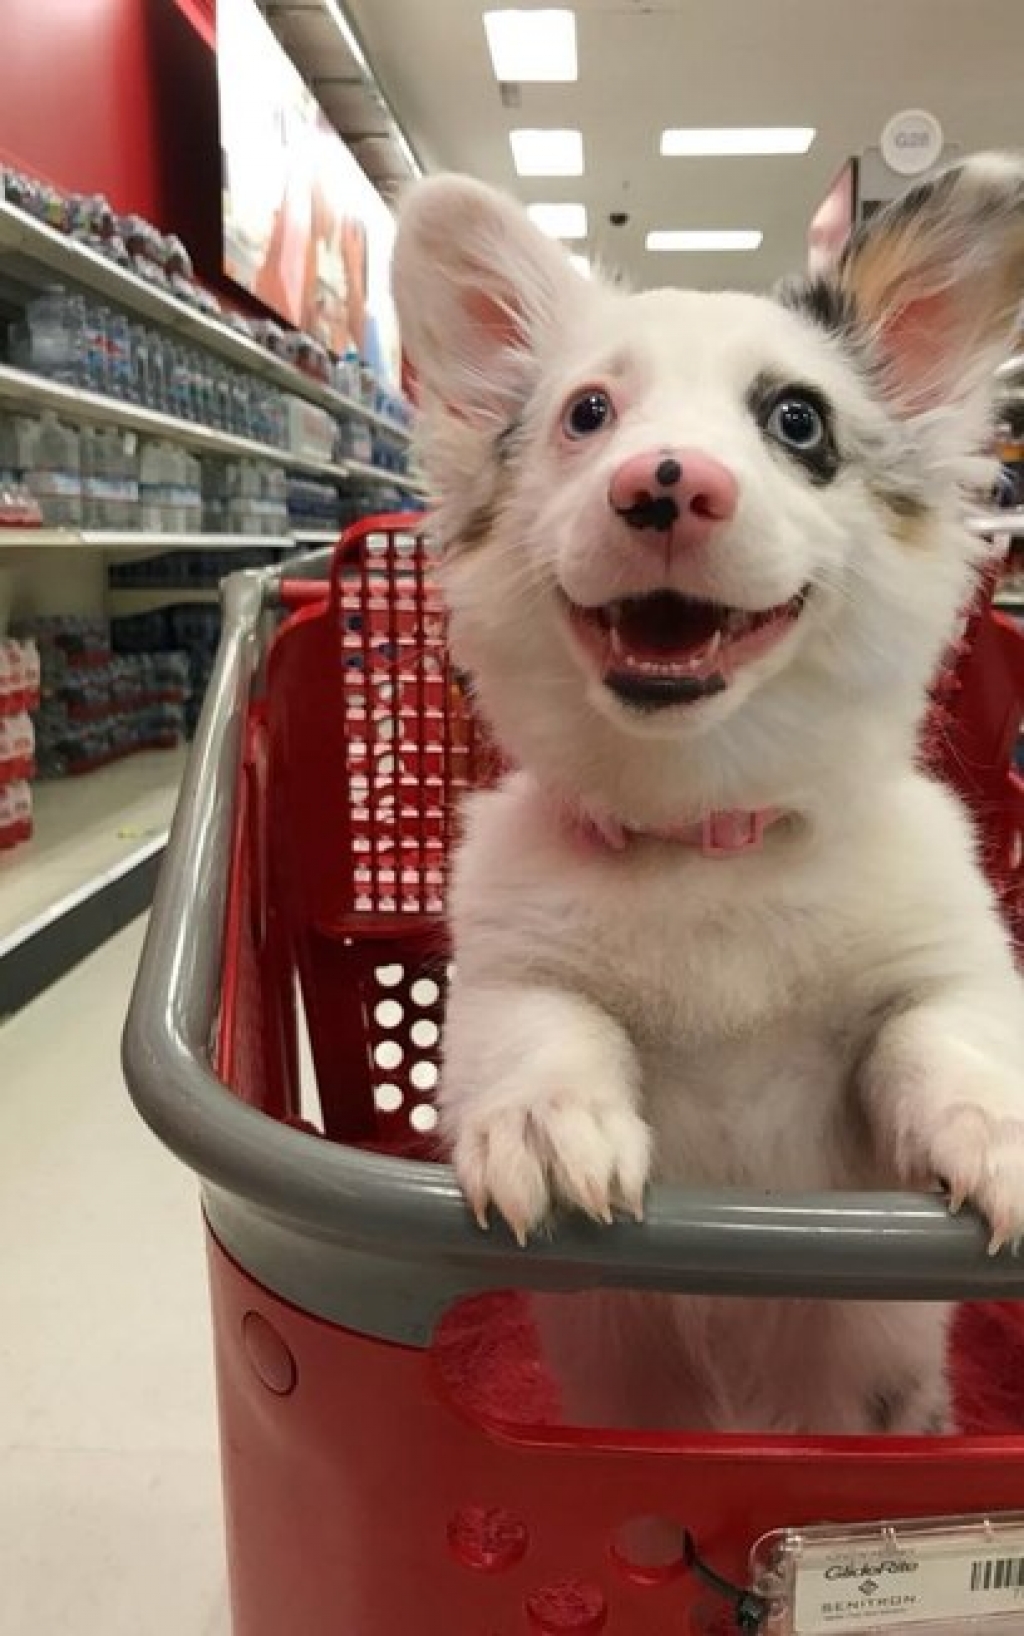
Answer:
12;781;33;846
184;450;202;534
80;425;101;526
230;370;252;439
12;285;82;385
7;710;35;778
82;302;110;395
107;308;135;401
24;412;82;526
20;638;40;710
167;343;192;421
0;785;17;850
120;431;141;529
0;638;15;714
139;439;163;531
150;335;170;414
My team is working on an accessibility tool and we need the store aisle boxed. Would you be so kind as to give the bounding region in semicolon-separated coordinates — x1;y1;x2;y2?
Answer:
0;919;229;1636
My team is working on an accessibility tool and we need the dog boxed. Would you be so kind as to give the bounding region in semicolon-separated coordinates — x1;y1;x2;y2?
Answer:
391;156;1024;1434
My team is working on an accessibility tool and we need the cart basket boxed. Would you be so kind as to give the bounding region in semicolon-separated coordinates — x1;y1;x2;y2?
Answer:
123;513;1024;1636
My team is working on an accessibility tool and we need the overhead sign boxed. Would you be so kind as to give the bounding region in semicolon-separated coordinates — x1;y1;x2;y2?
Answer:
880;109;944;177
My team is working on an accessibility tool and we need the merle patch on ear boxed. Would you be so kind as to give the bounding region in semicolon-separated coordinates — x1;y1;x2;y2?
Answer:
789;154;1024;424
777;274;861;347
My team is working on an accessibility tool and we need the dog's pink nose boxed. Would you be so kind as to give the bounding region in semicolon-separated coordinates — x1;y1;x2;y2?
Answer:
608;448;739;545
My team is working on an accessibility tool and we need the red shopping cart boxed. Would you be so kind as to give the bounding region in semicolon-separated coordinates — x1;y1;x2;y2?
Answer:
124;513;1024;1636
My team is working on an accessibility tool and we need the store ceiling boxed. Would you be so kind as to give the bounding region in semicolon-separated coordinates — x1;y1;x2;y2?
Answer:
263;0;1024;296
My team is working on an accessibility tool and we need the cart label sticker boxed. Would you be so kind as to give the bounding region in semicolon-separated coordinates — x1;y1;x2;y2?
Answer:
792;1523;1024;1632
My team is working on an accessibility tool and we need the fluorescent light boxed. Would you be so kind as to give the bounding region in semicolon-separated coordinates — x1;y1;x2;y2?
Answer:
527;202;588;240
484;9;578;82
321;0;371;76
646;229;763;252
568;252;591;278
510;129;583;177
661;127;815;157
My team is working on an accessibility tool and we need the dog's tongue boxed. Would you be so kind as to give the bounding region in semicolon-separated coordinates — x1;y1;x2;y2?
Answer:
611;592;722;661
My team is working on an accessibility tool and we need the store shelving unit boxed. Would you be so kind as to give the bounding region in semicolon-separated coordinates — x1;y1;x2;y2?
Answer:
0;198;413;441
0;196;430;507
0;200;433;1006
0;363;429;497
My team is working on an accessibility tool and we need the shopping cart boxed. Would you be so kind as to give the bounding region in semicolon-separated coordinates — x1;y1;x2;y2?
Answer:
123;512;1024;1636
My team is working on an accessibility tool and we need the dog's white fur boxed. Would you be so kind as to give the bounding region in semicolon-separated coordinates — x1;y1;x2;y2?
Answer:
392;155;1024;1433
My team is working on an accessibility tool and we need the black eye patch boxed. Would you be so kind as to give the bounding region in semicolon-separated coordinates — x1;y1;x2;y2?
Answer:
748;373;841;485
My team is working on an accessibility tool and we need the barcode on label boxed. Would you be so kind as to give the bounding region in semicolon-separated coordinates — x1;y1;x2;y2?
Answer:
970;1556;1024;1592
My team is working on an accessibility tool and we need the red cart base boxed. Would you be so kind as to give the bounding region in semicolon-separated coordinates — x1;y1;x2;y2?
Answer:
209;1230;1024;1636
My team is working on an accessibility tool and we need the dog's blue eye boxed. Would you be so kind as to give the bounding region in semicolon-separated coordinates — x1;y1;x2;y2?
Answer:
564;388;614;438
767;396;824;450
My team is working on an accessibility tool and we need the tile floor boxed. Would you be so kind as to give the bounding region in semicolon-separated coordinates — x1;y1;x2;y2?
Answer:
0;917;229;1635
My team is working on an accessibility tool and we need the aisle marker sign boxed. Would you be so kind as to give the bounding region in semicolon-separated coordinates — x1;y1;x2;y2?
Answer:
880;110;944;178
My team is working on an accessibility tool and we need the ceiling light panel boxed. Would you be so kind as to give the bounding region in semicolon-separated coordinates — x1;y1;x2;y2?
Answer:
646;229;763;252
484;10;578;82
510;128;584;176
660;127;815;157
527;202;588;240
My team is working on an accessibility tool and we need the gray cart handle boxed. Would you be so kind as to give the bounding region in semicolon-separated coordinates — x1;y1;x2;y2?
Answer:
122;543;1024;1344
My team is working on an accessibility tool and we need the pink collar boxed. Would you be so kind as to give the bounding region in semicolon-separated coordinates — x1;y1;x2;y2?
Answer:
573;804;784;858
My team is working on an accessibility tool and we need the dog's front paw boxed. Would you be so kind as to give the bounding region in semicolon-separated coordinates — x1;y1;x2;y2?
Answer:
865;1017;1024;1255
926;1103;1024;1254
452;1088;652;1246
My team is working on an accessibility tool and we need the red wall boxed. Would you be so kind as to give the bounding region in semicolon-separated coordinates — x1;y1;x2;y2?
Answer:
0;0;268;315
0;0;165;214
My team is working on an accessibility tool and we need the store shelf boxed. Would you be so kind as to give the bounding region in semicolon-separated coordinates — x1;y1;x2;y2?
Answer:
0;364;427;499
344;456;430;498
107;587;221;614
290;529;341;546
0;362;357;479
0;745;185;956
0;527;295;553
0;198;412;444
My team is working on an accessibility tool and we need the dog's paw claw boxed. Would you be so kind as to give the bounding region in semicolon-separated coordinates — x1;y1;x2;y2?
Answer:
452;1094;651;1243
928;1104;1024;1254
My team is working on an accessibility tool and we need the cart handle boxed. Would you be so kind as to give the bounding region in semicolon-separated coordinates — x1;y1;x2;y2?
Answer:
122;563;1024;1306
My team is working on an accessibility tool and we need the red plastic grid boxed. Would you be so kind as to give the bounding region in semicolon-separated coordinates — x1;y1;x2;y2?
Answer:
329;517;498;921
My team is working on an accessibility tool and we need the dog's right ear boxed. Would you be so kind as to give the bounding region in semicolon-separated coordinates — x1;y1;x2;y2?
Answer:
392;175;587;427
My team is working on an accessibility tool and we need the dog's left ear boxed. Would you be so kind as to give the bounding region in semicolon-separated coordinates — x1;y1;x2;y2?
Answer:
816;154;1024;418
392;174;588;427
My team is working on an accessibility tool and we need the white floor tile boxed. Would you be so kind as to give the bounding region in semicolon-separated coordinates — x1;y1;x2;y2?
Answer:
0;919;227;1633
0;1448;225;1636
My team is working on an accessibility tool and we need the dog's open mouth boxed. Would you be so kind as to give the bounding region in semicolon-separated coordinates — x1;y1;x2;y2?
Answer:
567;588;807;709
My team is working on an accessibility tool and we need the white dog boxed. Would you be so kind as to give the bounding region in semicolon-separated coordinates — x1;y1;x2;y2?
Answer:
392;156;1024;1434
